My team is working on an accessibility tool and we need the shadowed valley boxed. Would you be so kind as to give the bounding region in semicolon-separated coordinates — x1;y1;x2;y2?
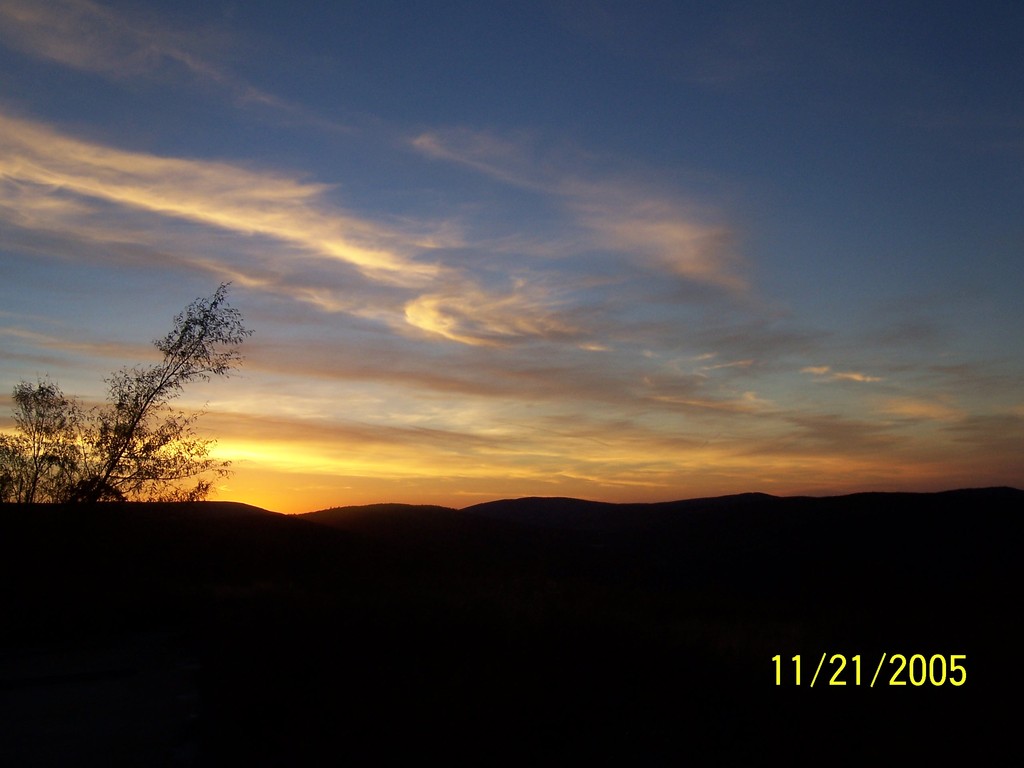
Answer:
2;489;1021;765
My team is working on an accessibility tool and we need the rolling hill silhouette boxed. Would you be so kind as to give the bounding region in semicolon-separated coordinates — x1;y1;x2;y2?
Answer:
2;488;1021;765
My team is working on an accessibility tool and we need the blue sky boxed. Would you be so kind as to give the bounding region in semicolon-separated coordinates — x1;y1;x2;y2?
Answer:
1;0;1022;511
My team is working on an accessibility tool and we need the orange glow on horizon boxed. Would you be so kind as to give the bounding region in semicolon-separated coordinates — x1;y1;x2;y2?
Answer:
211;441;983;515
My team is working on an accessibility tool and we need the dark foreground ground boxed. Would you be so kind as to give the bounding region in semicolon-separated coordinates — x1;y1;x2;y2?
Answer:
1;488;1021;766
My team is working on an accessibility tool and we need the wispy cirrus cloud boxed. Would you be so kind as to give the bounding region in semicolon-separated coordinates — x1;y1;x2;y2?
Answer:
411;129;542;190
880;397;964;422
0;0;287;109
0;324;147;362
569;193;744;292
0;111;614;351
801;365;882;383
0;112;441;285
411;127;746;292
3;110;648;357
403;279;579;347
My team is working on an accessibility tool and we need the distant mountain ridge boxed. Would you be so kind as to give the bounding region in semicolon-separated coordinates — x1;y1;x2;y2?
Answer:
459;491;779;529
303;487;1021;531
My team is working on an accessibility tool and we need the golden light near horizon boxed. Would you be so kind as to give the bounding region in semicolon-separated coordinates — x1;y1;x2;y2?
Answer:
203;402;983;514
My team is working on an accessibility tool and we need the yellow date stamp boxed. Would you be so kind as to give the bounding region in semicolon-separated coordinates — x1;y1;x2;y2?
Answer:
772;653;967;687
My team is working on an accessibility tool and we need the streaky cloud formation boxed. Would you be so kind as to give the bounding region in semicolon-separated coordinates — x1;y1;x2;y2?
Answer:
404;280;578;346
413;127;747;292
0;0;287;109
0;112;438;284
880;397;964;423
801;366;882;383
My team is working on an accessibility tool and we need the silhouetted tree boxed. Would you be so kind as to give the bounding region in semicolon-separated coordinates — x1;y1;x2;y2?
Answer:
0;435;29;502
1;283;252;503
0;378;81;503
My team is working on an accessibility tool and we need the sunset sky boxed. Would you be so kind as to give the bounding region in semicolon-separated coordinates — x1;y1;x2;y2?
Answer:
1;0;1022;512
